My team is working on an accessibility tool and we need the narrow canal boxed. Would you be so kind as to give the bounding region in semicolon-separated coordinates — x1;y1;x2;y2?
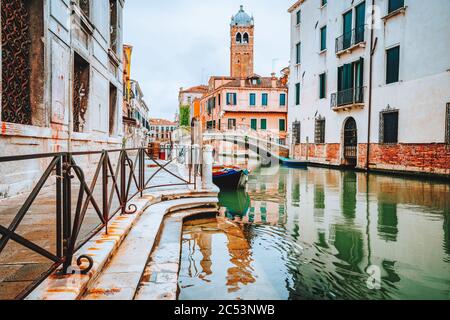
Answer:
178;166;450;300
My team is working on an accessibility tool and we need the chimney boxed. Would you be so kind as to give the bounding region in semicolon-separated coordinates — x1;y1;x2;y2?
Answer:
271;73;277;88
240;78;246;87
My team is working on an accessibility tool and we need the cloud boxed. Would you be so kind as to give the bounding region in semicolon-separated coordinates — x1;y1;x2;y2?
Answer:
123;0;292;120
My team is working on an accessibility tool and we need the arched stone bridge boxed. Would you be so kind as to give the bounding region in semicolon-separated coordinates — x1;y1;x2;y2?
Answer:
203;129;290;165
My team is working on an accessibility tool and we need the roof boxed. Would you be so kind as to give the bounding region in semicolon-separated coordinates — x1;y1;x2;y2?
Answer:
149;119;177;126
217;77;287;90
180;85;208;94
288;0;304;13
231;5;254;26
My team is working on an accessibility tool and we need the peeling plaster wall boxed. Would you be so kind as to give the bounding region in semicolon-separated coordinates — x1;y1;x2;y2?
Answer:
0;0;125;198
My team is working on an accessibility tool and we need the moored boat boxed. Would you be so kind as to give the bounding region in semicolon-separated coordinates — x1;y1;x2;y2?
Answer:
213;165;249;190
279;157;309;169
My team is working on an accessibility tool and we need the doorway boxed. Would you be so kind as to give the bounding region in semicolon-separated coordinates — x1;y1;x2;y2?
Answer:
343;117;358;166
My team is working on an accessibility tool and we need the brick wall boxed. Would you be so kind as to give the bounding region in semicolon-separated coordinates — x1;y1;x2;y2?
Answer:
294;142;450;176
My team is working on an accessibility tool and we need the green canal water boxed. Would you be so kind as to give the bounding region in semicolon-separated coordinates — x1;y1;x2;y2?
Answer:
178;166;450;300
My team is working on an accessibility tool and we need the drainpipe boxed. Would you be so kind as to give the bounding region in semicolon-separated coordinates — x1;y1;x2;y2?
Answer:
366;0;377;171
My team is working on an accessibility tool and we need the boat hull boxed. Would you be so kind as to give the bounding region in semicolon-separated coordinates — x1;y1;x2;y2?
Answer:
213;171;246;190
279;158;309;169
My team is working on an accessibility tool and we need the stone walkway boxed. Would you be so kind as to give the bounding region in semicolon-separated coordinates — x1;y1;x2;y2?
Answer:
0;159;194;300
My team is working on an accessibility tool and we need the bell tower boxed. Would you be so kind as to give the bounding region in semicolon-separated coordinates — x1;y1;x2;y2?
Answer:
230;5;254;78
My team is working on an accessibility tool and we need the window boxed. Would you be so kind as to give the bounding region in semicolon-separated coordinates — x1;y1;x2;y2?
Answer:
73;54;90;132
296;42;301;64
243;33;249;44
280;93;286;106
296;10;301;25
388;0;404;14
79;0;90;18
236;33;242;44
355;2;366;43
1;0;45;126
295;83;301;105
293;121;301;144
446;103;450;144
260;119;267;130
343;10;353;50
249;93;256;106
251;119;257;130
320;26;327;51
218;94;221;106
109;83;117;135
319;73;327;99
226;93;237;105
109;0;118;53
321;0;327;6
337;58;364;105
315;118;326;144
262;93;268;106
279;119;286;132
386;46;400;84
228;119;236;130
380;110;399;144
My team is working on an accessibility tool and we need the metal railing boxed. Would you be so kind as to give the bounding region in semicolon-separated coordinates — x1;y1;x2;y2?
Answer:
335;25;366;53
0;145;196;299
331;86;366;109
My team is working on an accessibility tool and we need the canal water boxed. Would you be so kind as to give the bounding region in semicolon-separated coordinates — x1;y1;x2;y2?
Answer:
178;166;450;300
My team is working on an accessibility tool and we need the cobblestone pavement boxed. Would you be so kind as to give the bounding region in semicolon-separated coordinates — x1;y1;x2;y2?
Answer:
0;159;190;300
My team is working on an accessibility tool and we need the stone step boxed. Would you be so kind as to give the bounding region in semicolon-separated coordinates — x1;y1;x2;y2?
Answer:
81;197;219;300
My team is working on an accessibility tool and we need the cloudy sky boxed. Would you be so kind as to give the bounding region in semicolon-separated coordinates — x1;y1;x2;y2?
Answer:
123;0;293;120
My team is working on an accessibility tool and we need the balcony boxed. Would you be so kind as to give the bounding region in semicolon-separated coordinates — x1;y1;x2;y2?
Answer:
335;25;366;56
331;86;366;111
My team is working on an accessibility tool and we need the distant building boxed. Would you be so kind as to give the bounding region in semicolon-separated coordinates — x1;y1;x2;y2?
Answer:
287;0;450;176
128;80;151;147
149;119;178;142
178;85;208;126
198;6;288;144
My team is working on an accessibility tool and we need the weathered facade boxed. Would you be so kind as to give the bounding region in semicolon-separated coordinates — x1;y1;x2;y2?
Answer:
127;80;151;147
288;0;450;177
0;0;125;197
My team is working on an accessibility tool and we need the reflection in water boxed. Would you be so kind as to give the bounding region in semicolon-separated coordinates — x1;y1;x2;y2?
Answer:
378;202;399;242
179;167;450;300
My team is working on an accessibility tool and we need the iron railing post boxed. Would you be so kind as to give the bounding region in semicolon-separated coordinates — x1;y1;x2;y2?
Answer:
120;151;126;215
56;156;63;259
62;153;72;272
102;151;109;234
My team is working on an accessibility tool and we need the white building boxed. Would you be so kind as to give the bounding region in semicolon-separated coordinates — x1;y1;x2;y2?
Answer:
126;80;150;147
288;0;450;177
0;0;125;197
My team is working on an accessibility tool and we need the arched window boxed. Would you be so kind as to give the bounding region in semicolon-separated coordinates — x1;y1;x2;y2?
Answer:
236;33;242;43
243;32;249;44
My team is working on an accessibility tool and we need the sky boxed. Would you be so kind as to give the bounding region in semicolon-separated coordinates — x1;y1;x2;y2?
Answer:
123;0;293;120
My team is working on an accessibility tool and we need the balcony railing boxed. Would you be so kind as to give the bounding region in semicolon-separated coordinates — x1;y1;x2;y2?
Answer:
331;86;366;109
335;25;366;54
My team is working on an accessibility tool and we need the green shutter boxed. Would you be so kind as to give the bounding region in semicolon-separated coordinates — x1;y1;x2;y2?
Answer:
250;93;256;106
279;119;286;132
280;93;286;106
251;119;257;130
319;73;326;99
296;43;301;64
386;46;400;84
388;0;404;13
295;83;301;105
261;119;267;130
262;93;268;106
320;26;327;51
